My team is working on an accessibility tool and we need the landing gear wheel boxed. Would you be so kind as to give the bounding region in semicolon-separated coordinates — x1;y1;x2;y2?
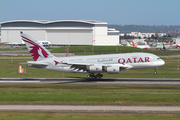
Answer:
87;73;103;79
91;74;94;79
154;68;157;74
93;74;97;79
100;74;103;78
96;73;103;79
96;73;101;79
98;74;103;78
87;74;91;78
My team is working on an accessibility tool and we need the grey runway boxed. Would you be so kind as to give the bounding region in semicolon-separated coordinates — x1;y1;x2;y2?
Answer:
0;105;180;113
0;78;180;85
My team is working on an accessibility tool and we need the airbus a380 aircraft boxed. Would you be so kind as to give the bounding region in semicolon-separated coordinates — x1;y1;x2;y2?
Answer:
21;32;165;78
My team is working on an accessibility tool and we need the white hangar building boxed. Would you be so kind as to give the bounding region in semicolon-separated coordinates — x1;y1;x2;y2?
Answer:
1;20;119;46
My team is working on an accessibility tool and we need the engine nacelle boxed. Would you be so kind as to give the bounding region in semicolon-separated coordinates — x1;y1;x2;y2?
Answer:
86;66;103;73
106;66;120;74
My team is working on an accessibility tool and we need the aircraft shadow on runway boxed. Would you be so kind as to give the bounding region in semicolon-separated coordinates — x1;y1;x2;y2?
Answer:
49;77;178;84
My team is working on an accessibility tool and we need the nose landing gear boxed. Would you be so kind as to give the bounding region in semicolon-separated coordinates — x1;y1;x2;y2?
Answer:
154;68;157;74
87;73;103;79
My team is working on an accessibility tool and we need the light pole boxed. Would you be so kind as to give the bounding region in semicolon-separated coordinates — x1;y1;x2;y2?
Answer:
92;40;95;53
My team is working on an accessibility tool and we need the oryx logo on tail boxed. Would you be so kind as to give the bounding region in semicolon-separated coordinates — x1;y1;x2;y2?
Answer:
21;35;49;61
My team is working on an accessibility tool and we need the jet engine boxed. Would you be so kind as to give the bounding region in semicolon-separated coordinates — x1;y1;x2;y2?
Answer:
105;66;120;74
86;66;103;73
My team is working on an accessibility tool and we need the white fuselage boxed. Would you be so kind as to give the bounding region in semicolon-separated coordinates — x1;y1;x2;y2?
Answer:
136;45;150;49
28;52;165;73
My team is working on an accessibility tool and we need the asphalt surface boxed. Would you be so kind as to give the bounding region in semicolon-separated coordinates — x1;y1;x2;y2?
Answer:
0;105;180;113
0;78;180;85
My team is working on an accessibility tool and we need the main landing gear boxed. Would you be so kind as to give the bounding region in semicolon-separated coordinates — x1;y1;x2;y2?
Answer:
87;73;103;79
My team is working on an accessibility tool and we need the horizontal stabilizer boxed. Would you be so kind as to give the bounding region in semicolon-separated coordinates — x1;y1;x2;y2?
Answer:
26;61;48;68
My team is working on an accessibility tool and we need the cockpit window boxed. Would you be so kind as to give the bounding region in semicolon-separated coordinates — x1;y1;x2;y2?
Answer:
157;58;161;60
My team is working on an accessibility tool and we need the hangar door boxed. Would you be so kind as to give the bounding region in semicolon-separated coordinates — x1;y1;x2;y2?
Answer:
46;29;93;45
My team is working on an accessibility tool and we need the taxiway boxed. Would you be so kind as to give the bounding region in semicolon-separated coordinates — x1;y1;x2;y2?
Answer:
0;104;180;113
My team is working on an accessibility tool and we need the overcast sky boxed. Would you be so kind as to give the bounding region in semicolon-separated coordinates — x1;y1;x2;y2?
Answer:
0;0;179;25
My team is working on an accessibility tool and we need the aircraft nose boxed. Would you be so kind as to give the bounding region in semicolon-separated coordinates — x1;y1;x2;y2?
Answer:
159;59;165;66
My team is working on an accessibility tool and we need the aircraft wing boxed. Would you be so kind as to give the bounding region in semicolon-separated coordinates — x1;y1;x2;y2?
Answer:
63;62;132;71
63;62;94;71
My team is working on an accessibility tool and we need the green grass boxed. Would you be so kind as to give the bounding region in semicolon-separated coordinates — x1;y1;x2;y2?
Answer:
50;46;148;54
0;47;27;51
2;45;180;56
150;50;180;56
0;113;179;120
0;84;179;105
50;46;180;56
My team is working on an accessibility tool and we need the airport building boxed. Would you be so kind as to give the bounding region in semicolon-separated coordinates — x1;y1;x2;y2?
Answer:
1;20;119;46
120;32;167;38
